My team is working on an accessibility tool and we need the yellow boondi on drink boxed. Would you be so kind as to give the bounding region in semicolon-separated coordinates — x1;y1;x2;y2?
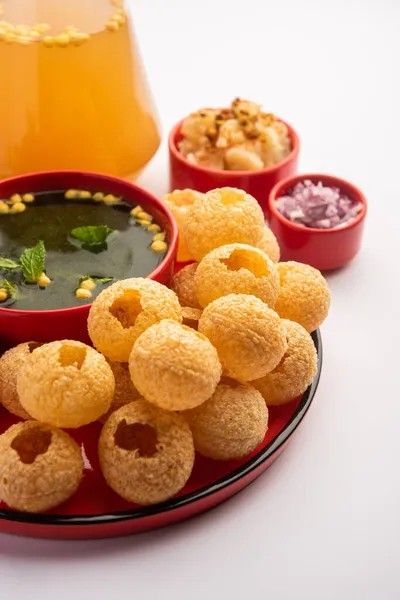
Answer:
0;1;160;181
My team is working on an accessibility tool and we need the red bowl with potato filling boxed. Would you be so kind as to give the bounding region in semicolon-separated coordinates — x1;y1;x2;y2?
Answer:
168;118;300;214
0;171;178;346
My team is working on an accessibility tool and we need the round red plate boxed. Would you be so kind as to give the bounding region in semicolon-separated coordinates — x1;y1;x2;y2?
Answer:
0;330;322;539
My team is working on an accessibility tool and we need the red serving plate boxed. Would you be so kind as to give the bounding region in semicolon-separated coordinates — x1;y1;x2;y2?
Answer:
0;330;322;539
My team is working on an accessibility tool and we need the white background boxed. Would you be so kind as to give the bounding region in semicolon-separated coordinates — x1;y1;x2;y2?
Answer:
2;1;400;598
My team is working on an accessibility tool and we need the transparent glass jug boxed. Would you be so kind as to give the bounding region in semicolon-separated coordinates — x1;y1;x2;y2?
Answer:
0;0;160;179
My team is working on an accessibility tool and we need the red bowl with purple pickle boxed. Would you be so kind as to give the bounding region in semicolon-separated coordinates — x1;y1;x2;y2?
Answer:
168;119;300;213
0;171;178;347
268;173;367;271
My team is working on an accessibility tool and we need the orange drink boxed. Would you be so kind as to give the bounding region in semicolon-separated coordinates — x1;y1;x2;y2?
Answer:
0;0;160;179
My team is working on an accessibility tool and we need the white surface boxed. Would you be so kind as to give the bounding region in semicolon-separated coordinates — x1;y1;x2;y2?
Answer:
2;1;400;598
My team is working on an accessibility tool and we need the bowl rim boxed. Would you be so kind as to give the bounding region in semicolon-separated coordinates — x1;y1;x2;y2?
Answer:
0;170;178;317
0;329;322;526
168;116;300;177
268;172;368;234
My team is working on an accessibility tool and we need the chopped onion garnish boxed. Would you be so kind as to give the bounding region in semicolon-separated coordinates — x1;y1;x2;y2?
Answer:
276;180;362;229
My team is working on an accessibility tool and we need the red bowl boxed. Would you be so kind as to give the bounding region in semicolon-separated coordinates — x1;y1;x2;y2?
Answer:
168;118;300;213
268;173;367;271
0;171;178;347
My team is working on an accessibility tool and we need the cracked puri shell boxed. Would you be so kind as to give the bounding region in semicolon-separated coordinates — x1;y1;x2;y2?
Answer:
0;421;83;513
88;278;182;362
99;400;195;505
194;243;279;308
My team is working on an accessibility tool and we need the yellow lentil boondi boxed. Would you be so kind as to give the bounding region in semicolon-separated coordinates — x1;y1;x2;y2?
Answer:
0;421;83;513
253;319;317;405
274;261;331;332
88;278;182;362
184;380;268;460
183;187;265;261
129;319;222;411
152;231;166;242
0;1;127;47
194;243;279;308
0;190;37;215
171;263;201;309
75;287;92;300
37;272;51;288
0;342;43;420
80;278;96;291
164;189;205;262
17;340;114;428
198;294;287;382
63;189;125;205
150;240;167;253
255;226;281;262
99;400;195;505
100;360;141;422
9;202;26;214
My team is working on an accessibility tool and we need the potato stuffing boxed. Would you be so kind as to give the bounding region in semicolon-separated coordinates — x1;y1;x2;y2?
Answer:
178;98;292;171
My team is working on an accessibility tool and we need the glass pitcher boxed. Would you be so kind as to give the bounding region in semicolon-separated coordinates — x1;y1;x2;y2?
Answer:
0;0;160;180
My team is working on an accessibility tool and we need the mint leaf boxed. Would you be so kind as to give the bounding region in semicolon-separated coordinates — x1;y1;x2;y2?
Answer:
79;275;114;285
0;278;17;299
93;277;113;284
20;240;46;284
0;257;19;269
71;225;114;251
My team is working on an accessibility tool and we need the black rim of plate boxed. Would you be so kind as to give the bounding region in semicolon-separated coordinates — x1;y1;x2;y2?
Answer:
0;330;322;527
